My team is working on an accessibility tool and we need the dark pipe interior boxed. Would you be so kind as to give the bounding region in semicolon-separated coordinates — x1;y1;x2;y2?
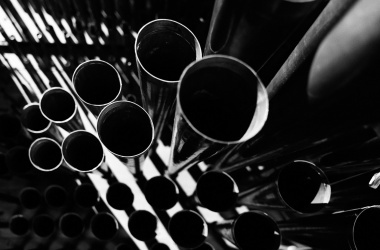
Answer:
44;185;68;208
196;171;238;212
74;183;99;208
63;132;104;171
91;213;119;240
30;139;62;171
10;215;29;236
168;210;207;249
74;61;121;105
128;210;157;241
353;207;380;250
33;214;55;238
144;176;178;210
19;187;41;210
60;213;85;238
278;161;329;213
106;182;134;210
21;104;50;132
40;89;76;122
233;211;281;250
98;102;153;156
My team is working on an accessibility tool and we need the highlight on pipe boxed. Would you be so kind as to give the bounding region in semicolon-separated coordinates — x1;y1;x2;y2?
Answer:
29;137;63;172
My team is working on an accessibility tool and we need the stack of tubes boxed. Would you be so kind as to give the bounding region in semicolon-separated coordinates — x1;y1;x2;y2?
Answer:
1;0;380;249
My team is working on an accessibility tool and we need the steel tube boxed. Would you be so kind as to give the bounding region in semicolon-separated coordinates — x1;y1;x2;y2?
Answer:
168;55;268;175
97;101;154;174
71;59;123;116
39;87;84;132
135;19;202;141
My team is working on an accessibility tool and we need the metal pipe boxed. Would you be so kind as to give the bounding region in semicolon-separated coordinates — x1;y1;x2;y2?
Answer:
71;59;123;116
90;212;119;241
32;214;56;238
0;214;30;237
215;210;281;250
324;168;380;211
237;160;331;214
143;176;179;210
29;137;63;172
105;182;134;212
19;187;42;210
0;187;41;211
73;183;100;209
0;152;8;177
9;214;30;237
128;210;157;242
168;55;268;175
39;87;84;132
61;130;105;172
96;100;154;174
193;170;239;212
278;205;380;250
21;103;63;142
43;185;68;209
168;210;208;249
134;19;202;141
58;212;85;239
149;243;170;250
0;113;32;149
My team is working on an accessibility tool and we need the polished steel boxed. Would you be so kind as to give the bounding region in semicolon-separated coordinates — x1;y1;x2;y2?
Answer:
168;210;208;249
97;100;154;174
237;160;331;214
279;205;380;250
135;19;202;141
21;103;63;141
61;130;105;173
215;210;281;250
29;137;63;172
39;87;84;132
71;59;123;116
168;54;268;175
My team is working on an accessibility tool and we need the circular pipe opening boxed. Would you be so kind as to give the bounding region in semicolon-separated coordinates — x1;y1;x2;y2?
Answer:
144;176;178;210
